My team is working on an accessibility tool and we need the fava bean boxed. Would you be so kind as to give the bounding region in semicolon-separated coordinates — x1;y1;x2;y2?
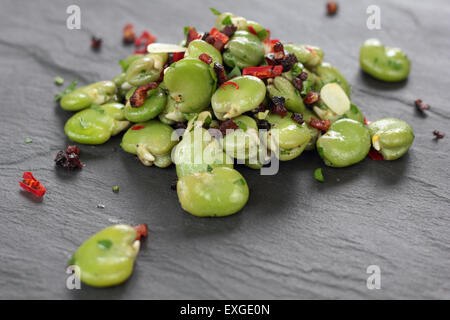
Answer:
223;31;265;69
222;115;260;160
314;62;351;97
368;118;414;160
125;53;168;86
359;39;410;82
267;76;306;113
60;81;116;111
124;88;167;122
316;119;370;167
284;44;324;69
185;39;223;65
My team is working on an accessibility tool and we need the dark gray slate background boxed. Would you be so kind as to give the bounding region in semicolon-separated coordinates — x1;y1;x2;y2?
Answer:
0;0;449;299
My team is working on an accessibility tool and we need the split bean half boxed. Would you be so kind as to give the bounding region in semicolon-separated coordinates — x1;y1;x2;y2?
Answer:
125;53;168;86
124;87;167;122
185;39;223;65
60;81;116;111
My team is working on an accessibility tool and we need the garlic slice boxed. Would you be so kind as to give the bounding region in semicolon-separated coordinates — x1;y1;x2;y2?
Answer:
147;43;187;53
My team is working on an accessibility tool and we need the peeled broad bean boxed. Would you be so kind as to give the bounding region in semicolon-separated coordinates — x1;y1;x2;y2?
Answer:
64;106;129;144
121;120;177;167
222;115;260;160
120;54;144;72
359;39;410;82
368;118;414;160
314;62;351;97
185;39;223;65
60;81;116;111
125;53;168;86
267;76;306;113
163;58;217;113
284;44;324;69
266;112;311;161
316;119;370;167
302;109;321;151
68;224;141;287
177;167;249;217
212;75;266;120
124;88;167;122
223;31;264;69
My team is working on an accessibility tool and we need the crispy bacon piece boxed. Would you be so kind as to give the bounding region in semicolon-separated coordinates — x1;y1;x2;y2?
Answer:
130;83;158;108
213;62;227;86
273;41;285;60
199;53;212;65
309;118;331;131
123;24;136;44
134;224;148;241
209;27;230;44
186;27;201;45
219;119;239;136
292;77;303;91
291;113;304;125
222;24;237;37
271;96;288;118
304;91;320;105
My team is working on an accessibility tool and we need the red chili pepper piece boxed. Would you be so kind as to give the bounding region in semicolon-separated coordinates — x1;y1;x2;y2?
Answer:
221;81;239;90
304;91;320;105
123;24;136;44
186;27;202;45
247;26;257;35
131;125;146;131
134;30;156;54
364;116;371;126
19;172;46;197
368;148;384;160
242;65;283;79
309;119;331;131
133;224;148;241
272;65;283;77
172;52;185;62
198;53;213;65
209;28;230;44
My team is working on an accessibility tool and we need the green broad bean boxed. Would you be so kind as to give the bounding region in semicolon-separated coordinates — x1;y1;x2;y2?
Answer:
99;102;126;120
211;75;266;120
316;119;371;167
125;53;168;86
177;167;249;217
368;118;414;160
124;88;167;122
64;106;129;144
359;39;410;82
69;224;141;287
185;40;223;65
222;115;260;160
121;120;178;167
223;31;265;69
267;76;306;113
266;112;311;161
215;12;257;31
313;83;351;121
314;62;351;97
302;109;320;151
284;44;324;69
60;81;116;111
163;58;217;113
119;54;144;72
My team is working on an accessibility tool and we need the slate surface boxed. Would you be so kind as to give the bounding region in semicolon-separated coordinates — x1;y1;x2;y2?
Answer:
0;0;449;299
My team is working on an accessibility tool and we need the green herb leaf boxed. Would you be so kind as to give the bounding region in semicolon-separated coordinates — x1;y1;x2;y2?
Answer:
222;15;233;25
54;76;64;85
227;66;241;79
317;147;324;158
350;103;359;114
314;168;324;182
257;29;269;41
54;79;77;101
234;178;246;185
236;121;247;131
183;26;191;36
97;239;113;250
207;165;213;172
210;8;221;16
112;185;119;193
24;138;33;143
119;59;127;71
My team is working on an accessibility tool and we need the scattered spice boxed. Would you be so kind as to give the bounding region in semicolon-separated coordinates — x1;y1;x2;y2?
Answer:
198;53;213;65
19;172;46;197
221;24;237;37
54;76;64;85
131;125;146;131
123;24;136;44
433;130;445;140
304;91;320;105
130;82;158;107
213;62;228;86
271;96;288;118
414;99;430;112
55;145;83;170
257;119;271;131
24;138;33;143
309;118;331;131
221;81;239;90
326;1;338;15
219;119;239;136
368;147;384;160
91;36;102;50
134;30;156;54
112;185;119;193
134;224;148;241
314;168;324;182
242;65;283;79
291;113;304;125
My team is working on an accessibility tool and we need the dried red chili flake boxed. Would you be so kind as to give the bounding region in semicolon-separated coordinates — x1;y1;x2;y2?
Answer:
213;62;228;86
433;130;445;140
304;91;320;105
414;99;430;112
364;116;371;126
221;24;237;37
19;172;46;197
242;65;283;79
198;53;213;65
299;71;308;81
130;82;158;108
247;25;257;35
172;52;184;62
55;145;83;169
123;24;136;44
326;1;338;15
219;119;239;136
271;96;288;118
278;53;298;72
292;77;303;92
368;147;384;160
221;81;239;90
91;36;102;49
209;27;230;44
291;113;304;125
134;30;156;54
273;41;285;60
131;125;146;131
309;118;331;131
186;27;202;45
133;224;148;241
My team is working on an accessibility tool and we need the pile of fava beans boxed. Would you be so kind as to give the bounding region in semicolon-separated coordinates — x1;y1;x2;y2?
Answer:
59;11;414;219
